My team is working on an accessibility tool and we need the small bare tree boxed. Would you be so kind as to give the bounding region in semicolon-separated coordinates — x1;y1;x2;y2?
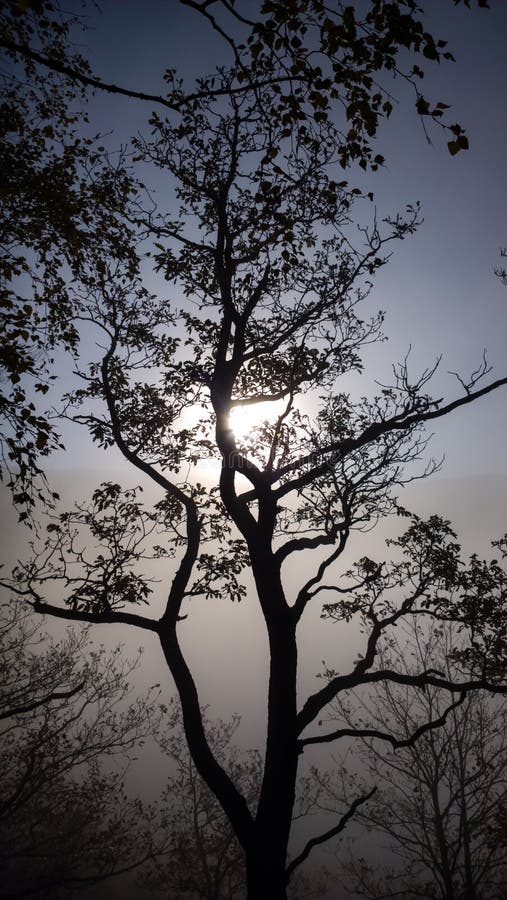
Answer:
324;615;507;900
145;705;260;900
0;603;161;898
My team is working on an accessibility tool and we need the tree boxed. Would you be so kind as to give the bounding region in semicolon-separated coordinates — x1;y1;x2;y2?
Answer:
1;3;506;899
326;618;507;900
0;602;161;898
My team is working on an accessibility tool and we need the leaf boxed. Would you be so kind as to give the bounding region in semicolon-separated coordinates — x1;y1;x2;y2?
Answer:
447;135;469;155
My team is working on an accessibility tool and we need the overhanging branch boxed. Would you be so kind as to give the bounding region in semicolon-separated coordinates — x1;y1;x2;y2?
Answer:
298;669;507;736
30;600;160;633
0;36;293;115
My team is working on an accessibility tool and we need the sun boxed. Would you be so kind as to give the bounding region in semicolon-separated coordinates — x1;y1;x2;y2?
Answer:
229;405;256;442
229;401;285;443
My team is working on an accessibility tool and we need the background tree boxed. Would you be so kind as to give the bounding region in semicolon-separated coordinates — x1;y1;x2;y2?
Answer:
318;605;507;898
1;3;506;899
145;705;260;900
0;602;162;898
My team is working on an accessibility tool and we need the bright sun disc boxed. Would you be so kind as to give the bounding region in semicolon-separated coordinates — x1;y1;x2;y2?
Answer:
229;401;285;443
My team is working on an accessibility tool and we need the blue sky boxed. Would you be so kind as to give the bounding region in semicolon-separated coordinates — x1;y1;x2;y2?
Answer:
2;0;506;703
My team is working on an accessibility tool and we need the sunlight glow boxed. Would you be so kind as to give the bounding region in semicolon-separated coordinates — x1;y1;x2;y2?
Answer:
229;401;285;443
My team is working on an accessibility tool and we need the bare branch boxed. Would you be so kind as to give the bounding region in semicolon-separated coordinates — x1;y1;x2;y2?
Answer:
300;692;467;750
272;375;507;499
286;787;377;881
0;679;86;721
298;670;507;737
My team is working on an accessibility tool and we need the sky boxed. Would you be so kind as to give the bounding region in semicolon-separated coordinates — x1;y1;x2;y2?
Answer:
4;0;507;777
2;1;507;895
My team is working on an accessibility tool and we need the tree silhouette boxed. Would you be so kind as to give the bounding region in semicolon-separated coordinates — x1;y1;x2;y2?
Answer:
327;617;507;900
0;603;161;898
1;2;506;898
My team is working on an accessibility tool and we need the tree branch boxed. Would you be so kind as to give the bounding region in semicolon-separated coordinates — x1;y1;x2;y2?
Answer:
299;692;467;750
298;670;507;736
158;627;255;851
286;787;377;881
0;39;184;110
272;375;507;499
30;600;160;633
0;680;86;721
0;33;293;115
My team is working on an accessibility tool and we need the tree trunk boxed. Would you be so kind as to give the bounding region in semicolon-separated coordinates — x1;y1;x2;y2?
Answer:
430;778;455;900
247;550;300;900
245;844;289;900
456;727;475;900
